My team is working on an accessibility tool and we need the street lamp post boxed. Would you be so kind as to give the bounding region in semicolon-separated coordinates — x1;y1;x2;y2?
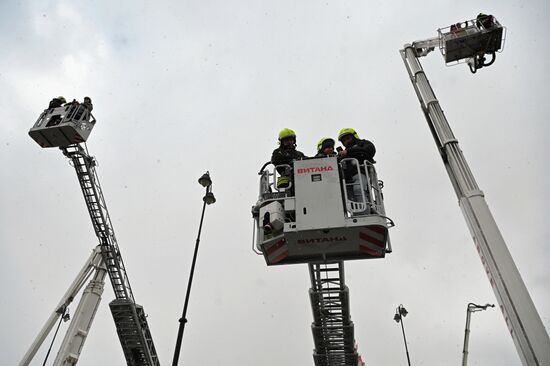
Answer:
462;303;494;366
394;304;411;366
172;171;216;366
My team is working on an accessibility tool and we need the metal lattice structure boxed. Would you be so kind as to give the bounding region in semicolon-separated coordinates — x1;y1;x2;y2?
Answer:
309;262;359;366
62;144;160;366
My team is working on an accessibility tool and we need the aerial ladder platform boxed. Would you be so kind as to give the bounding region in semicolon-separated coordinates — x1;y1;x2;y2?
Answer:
401;14;550;365
23;102;160;366
253;156;392;365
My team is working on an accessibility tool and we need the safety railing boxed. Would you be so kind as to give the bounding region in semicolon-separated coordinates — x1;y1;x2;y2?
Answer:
65;103;94;123
339;158;388;217
438;15;503;38
256;162;295;200
257;158;388;219
339;158;369;215
364;161;386;216
273;164;293;193
253;162;297;255
34;103;96;129
437;15;506;65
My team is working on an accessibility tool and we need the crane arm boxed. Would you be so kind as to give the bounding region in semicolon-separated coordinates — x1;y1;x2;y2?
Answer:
400;44;550;366
411;36;440;57
19;247;103;366
53;264;107;366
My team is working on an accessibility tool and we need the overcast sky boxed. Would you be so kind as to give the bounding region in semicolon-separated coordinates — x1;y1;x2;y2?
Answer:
1;1;549;365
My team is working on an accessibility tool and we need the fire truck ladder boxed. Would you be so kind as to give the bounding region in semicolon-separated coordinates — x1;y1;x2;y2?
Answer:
61;144;160;366
308;262;359;366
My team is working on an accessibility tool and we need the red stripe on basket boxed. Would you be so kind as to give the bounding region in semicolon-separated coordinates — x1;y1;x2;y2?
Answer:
369;226;386;235
266;238;286;256
270;251;289;264
359;245;383;257
359;231;385;248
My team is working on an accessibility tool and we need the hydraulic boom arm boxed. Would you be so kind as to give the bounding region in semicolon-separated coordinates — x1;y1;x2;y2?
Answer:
19;247;104;366
400;43;550;366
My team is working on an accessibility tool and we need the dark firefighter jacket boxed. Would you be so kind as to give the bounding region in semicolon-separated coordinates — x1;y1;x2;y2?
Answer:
341;139;376;179
48;98;64;109
345;139;376;164
271;147;306;174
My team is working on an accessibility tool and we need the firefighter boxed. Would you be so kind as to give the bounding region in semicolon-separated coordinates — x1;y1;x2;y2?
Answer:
74;96;93;121
83;96;93;112
271;128;306;189
337;128;375;163
476;13;494;30
337;128;376;214
315;137;336;157
48;96;66;109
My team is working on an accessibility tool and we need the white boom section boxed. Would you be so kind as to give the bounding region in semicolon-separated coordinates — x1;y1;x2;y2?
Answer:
20;247;104;366
53;265;107;365
400;44;550;366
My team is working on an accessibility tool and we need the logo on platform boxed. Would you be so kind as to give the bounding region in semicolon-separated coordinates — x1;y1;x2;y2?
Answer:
296;166;334;174
298;236;347;245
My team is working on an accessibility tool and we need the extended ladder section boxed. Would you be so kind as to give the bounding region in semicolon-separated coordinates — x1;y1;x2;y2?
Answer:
308;262;360;366
110;300;159;366
61;144;160;366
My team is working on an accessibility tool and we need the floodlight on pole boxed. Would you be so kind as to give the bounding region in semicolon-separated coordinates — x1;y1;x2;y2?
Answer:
172;172;216;366
198;171;212;188
203;191;216;205
462;303;495;366
394;304;411;366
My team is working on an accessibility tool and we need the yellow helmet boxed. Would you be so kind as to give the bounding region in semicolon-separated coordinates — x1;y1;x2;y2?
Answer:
317;137;335;152
338;128;359;141
58;96;66;103
278;128;296;141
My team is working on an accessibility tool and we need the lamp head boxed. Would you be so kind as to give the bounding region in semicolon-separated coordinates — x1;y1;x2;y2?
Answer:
203;191;216;205
399;306;408;317
198;172;212;187
393;313;401;323
469;303;495;311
